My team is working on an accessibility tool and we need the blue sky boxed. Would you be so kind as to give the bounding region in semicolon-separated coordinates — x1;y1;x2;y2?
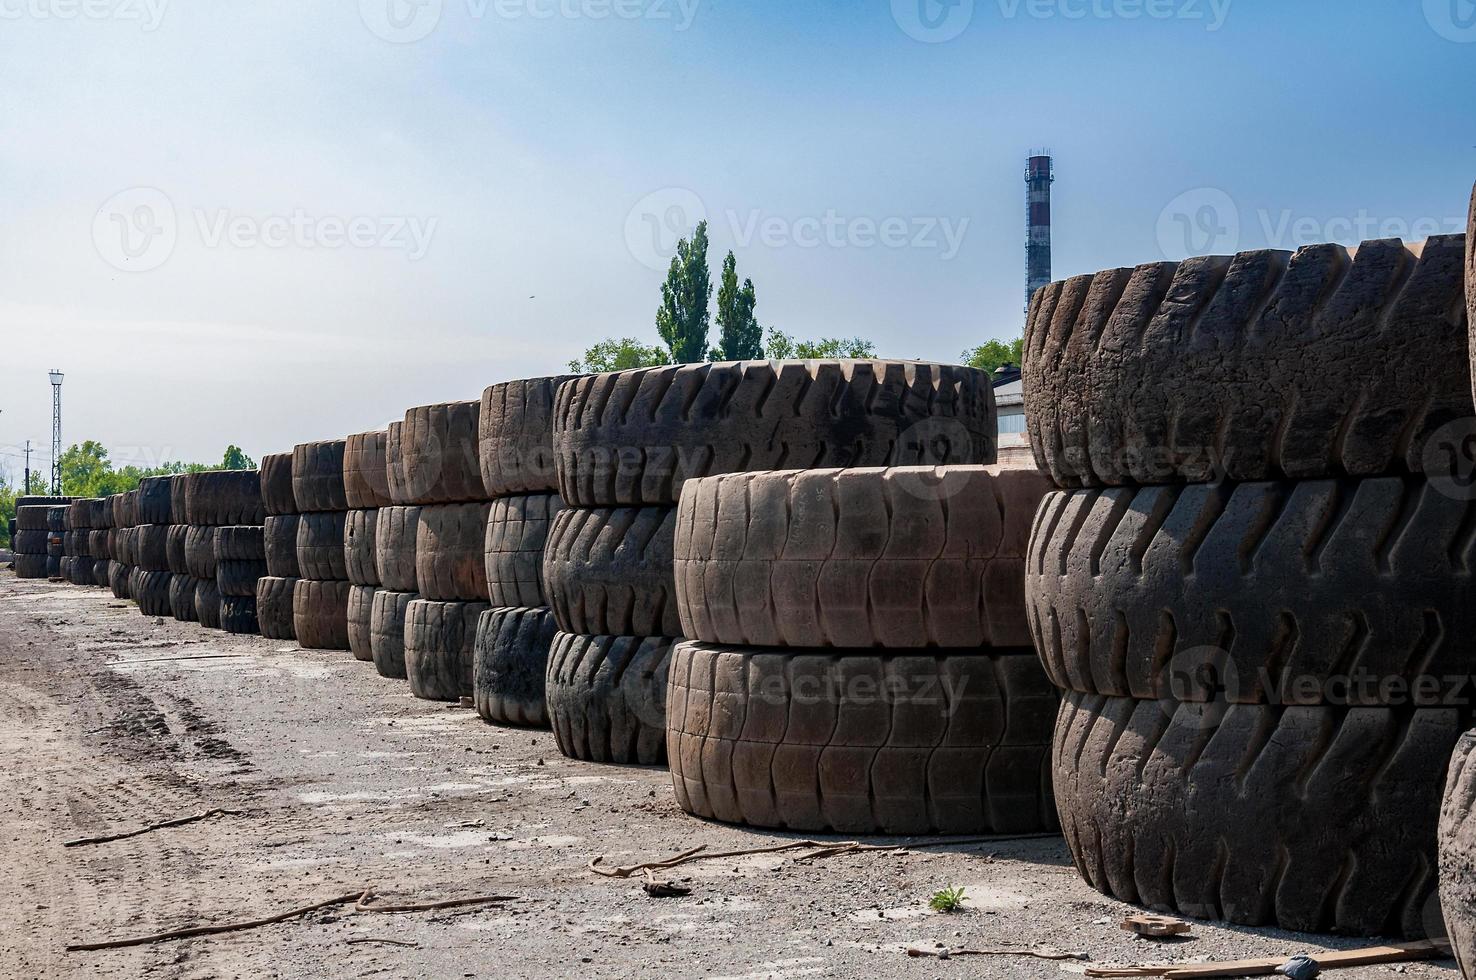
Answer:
0;0;1473;468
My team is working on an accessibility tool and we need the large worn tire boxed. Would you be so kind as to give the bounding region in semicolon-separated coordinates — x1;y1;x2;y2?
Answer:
479;376;576;495
46;506;67;533
184;525;218;579
46;556;61;578
16;506;51;531
217;559;267;597
220;595;258;635
484;493;563;608
1026;477;1476;705
400;401;484;505
134;570;173;616
93;559;110;587
544;506;679;637
370;589;417;679
1440;730;1476;976
134;525;170;572
137;476;174;526
109;561;132;599
385;420;411;505
13;554;47;578
169;574;200;622
1023;236;1471;488
292;440;348;513
404;599;488;701
255;576;298;640
111;490;136;530
68;555;95;586
215;525;265;560
344;430;393;509
195;577;222;629
675;466;1051;648
668;644;1058;834
415;503;490;601
264;515;300;578
546;633;674;765
259;453;298;515
165;524;188;574
473;607;556;727
1054;690;1461;937
345;509;380;586
12;529;48;553
46;531;64;558
293;579;351;650
89;530;110;561
184;471;264;526
554;361;998;507
375;506;421;593
296;512;348;582
346;584;377;662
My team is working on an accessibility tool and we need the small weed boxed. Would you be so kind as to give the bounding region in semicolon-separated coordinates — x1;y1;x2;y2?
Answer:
928;886;967;913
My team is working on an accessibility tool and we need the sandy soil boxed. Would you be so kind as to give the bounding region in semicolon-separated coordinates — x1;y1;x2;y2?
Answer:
0;572;1459;979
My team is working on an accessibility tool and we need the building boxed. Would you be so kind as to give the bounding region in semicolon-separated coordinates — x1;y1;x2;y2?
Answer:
991;363;1035;468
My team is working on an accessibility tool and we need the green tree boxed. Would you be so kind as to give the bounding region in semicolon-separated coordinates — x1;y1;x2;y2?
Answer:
764;328;877;360
656;220;712;363
710;251;761;361
567;337;670;374
0;472;49;549
962;337;1025;375
58;441;114;496
221;445;255;470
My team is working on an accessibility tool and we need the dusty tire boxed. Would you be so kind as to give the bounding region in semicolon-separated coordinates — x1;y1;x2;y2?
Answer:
260;453;298;515
215;525;265;561
134;570;173;616
344;429;393;509
1441;730;1476;975
13;553;47;578
16;506;51;532
400;401;484;504
217;559;267;597
385;420;411;505
68;555;95;586
1022;236;1471;488
135;525;170;572
404;598;488;701
46;532;63;558
165;524;188;574
473;607;556;727
546;633;674;765
414;503;490;601
668;644;1058;834
184;525;218;579
220;595;258;635
484;493;563;607
46;506;67;533
293;579;351;650
256;576;298;640
264;515;300;578
109;561;132;599
292;440;348;513
12;529;48;553
169;574;199;621
370;589;417;679
479;375;576;495
136;476;176;526
554;361;998;507
544;506;679;637
195;577;222;628
184;471;264;526
296;512;348;582
347;584;377;662
1026;478;1476;705
93;559;110;587
374;506;421;593
345;509;380;586
1054;690;1459;937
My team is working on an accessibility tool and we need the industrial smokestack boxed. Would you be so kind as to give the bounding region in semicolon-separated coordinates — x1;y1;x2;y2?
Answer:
1026;153;1054;314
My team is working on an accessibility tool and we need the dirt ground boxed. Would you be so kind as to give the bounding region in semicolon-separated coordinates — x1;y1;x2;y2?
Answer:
0;572;1460;980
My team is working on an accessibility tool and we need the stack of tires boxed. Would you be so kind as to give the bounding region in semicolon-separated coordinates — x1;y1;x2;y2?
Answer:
256;453;299;641
368;421;419;680
110;489;140;599
472;377;571;728
90;497;115;587
64;499;97;585
131;476;174;616
343;429;393;662
12;500;61;578
165;476;199;622
45;505;66;578
548;360;998;766
1023;234;1471;937
292;441;352;650
184;470;264;632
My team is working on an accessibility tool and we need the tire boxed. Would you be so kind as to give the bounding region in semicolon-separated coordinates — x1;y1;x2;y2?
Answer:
115;528;134;566
264;515;300;578
171;478;189;525
13;529;47;553
215;525;265;560
1441;729;1476;976
1053;689;1459;937
400;401;484;505
385;420;410;505
16;506;51;531
46;556;60;578
675;466;1051;649
46;532;63;558
89;530;109;560
166;524;188;574
67;499;93;530
14;554;47;578
169;574;199;621
46;506;67;533
292;440;348;513
344;430;393;509
479;375;577;495
220;595;258;634
404;598;488;701
1022;235;1471;488
184;470;264;525
554;361;998;507
134;570;173;615
93;559;110;587
415;503;490;601
370;589;417;679
184;525;218;579
256;576;297;640
347;584;377;662
195;577;222;628
260;452;298;515
217;559;267;597
136;476;175;526
109;561;132;599
296;512;348;582
110;491;134;530
345;509;380;586
668;644;1058;834
484;494;562;607
474;607;556;727
293;579;351;650
544;506;679;637
1026;478;1476;705
135;525;170;572
375;506;420;593
546;632;674;765
68;557;94;586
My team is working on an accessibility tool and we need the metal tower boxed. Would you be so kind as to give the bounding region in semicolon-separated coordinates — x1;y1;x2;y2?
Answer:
49;370;63;494
1026;153;1054;314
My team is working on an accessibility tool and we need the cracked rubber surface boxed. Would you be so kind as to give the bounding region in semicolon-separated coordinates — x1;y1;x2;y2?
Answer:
293;579;351;650
400;401;484;505
369;589;416;679
264;515;300;578
480;375;577;496
259;452;298;515
1440;729;1476;975
473;607;556;727
293;441;348;513
344;429;393;509
255;576;297;640
347;584;377;662
484;493;563;608
414;503;489;602
404;598;488;701
195;577;222;629
546;632;674;766
544;506;679;637
296;512;348;582
375;506;421;593
345;508;380;586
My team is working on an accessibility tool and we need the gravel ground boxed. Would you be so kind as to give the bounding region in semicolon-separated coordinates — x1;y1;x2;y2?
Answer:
0;572;1459;979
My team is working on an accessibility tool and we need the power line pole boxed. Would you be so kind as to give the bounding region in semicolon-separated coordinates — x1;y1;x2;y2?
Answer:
49;370;64;495
24;440;31;493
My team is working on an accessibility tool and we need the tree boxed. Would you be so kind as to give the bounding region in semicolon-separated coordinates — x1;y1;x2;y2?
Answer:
567;337;670;374
0;472;49;549
656;220;711;363
221;445;255;470
962;337;1025;375
764;328;876;360
58;441;114;497
710;251;761;361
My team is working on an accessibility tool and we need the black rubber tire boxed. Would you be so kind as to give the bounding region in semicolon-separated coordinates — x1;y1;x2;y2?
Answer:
67;499;94;530
483;494;562;608
16;506;51;532
169;574;199;622
292;440;348;513
473;607;556;727
215;525;265;560
546;632;675;766
347;584;377;662
46;532;63;558
165;524;188;574
1441;729;1476;975
217;559;267;597
255;576;298;640
544;506;679;637
17;495;70;517
414;503;490;601
46;506;67;533
171;478;189;525
345;509;380;586
110;490;135;530
184;470;264;526
668;644;1058;834
184;525;217;579
93;559;110;587
404;598;489;701
109;561;132;599
553;360;998;508
12;529;48;554
1023;236;1471;488
293;579;351;650
264;515;300;578
296;512;348;582
111;528;132;566
89;530;109;560
385;420;411;505
479;375;577;495
220;595;258;635
195;577;222;628
260;452;298;516
1026;477;1476;705
370;589;417;679
136;476;174;526
135;525;170;572
375;506;421;593
68;556;94;586
400;401;485;505
134;570;173;616
13;554;47;578
1054;689;1461;937
344;430;393;509
46;556;60;578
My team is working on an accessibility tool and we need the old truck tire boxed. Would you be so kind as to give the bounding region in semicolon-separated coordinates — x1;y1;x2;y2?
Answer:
296;512;348;581
16;506;50;531
215;525;265;561
668;644;1058;834
345;509;380;586
1440;729;1476;976
375;505;421;593
217;559;267;597
400;401;484;504
1022;236;1471;488
260;452;298;515
184;471;264;526
415;503;489;601
484;493;563;607
292;440;348;513
12;529;47;553
473;607;556;727
344;429;393;509
264;515;300;578
165;524;188;574
554;360;998;507
13;554;47;578
195;577;222;628
220;595;259;635
136;476;174;526
255;576;298;640
370;589;417;679
109;560;132;598
544;506;679;637
93;559;110;587
546;632;674;766
293;579;351;650
169;574;199;621
134;570;173;616
184;525;217;579
347;584;377;662
404;598;488;701
479;375;576;495
385;420;411;505
134;524;170;572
